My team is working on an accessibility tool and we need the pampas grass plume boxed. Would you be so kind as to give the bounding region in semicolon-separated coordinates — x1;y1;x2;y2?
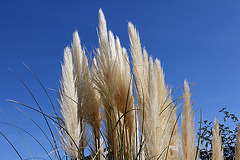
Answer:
181;80;196;160
212;119;223;160
59;46;80;159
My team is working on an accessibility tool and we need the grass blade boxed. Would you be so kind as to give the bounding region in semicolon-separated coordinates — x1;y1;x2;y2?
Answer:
9;68;61;159
0;131;23;160
0;122;53;160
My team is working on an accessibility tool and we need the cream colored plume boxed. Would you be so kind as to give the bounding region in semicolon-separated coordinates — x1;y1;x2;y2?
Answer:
72;31;101;156
93;9;119;159
72;31;88;156
128;22;144;102
128;23;175;159
59;47;80;159
72;31;89;119
93;9;137;159
181;80;196;160
212;119;223;160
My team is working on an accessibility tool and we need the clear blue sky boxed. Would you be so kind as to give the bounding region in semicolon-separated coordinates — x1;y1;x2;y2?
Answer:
0;0;240;159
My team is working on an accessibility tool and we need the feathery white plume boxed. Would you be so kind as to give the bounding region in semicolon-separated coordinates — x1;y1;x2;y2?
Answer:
59;46;80;159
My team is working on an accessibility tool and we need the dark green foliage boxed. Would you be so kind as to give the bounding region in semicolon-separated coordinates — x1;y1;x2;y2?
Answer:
198;108;239;160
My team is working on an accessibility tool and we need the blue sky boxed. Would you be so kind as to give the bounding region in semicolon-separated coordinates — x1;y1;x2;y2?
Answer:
0;0;240;159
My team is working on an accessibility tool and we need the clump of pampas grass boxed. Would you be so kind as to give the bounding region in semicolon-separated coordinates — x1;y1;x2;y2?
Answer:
57;9;232;160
